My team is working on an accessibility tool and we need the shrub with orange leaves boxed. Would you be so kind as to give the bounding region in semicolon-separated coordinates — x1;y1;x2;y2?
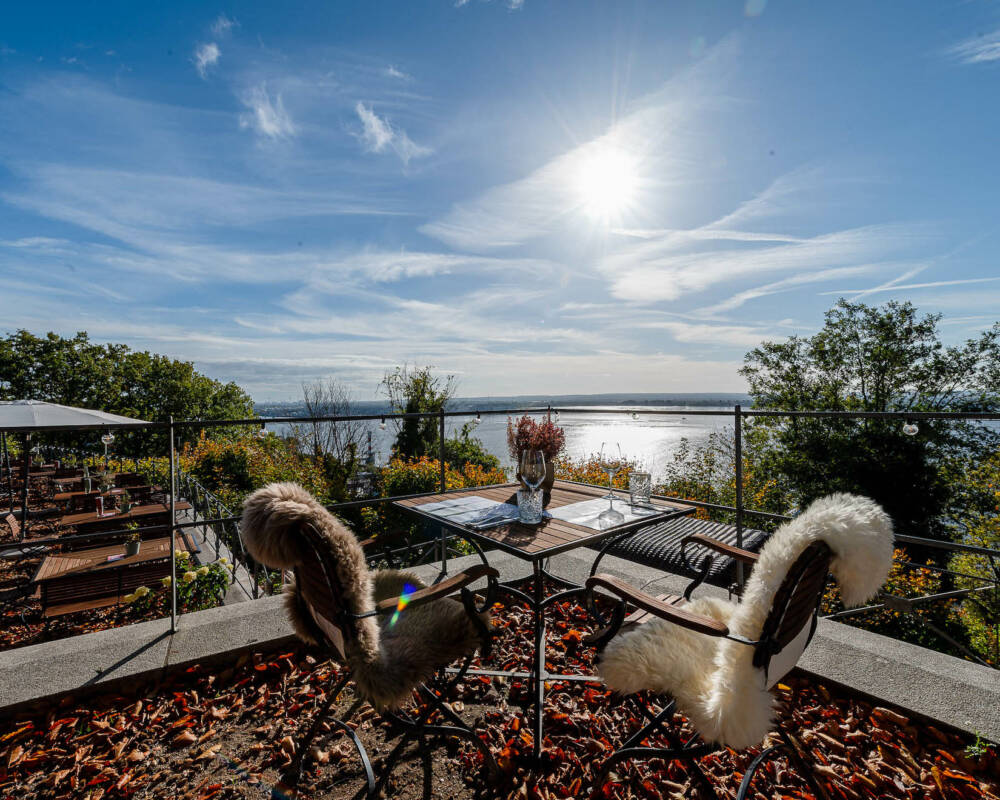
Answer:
823;547;970;658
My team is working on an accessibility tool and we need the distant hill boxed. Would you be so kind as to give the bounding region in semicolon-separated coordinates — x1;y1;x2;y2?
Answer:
255;392;751;418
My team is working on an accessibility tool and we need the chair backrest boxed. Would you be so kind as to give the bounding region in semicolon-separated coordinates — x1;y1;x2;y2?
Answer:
292;522;357;662
4;513;21;539
753;540;831;687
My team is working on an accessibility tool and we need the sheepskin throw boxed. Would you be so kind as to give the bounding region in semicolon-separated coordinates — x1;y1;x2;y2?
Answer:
598;493;893;750
240;482;487;710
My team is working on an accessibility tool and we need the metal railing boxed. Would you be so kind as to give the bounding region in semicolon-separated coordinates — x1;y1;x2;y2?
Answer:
1;403;998;668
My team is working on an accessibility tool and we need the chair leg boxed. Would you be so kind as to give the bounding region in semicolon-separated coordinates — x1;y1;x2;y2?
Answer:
277;673;376;799
734;728;827;800
588;695;714;800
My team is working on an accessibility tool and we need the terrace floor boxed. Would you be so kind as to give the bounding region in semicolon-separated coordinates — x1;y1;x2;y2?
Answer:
0;549;998;799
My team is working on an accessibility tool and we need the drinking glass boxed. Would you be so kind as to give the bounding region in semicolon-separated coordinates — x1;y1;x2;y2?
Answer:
520;449;546;489
629;472;652;506
597;442;625;527
517;487;543;524
519;449;546;524
598;442;623;500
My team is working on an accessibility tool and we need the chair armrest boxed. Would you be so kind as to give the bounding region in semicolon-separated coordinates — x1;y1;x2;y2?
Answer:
682;533;759;565
374;564;500;614
585;573;729;637
357;537;376;549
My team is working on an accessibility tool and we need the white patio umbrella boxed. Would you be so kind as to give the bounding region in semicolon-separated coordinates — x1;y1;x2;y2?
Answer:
0;401;150;537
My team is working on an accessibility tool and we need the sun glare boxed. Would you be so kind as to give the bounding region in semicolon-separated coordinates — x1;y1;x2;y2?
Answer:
575;145;639;223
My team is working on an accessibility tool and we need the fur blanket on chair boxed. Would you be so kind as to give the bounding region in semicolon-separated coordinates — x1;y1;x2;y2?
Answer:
598;493;893;749
240;482;486;710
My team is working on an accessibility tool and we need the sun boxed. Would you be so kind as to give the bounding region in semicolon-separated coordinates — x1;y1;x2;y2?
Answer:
575;144;639;223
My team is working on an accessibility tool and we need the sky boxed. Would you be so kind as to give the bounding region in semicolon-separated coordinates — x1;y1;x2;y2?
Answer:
1;1;999;401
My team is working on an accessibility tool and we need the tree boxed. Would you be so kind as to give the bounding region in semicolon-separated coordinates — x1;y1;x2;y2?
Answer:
297;379;366;464
740;300;1000;544
0;330;255;455
379;365;456;460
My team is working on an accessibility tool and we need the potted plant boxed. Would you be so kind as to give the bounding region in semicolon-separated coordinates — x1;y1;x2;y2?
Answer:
119;490;132;515
124;523;141;557
507;414;566;494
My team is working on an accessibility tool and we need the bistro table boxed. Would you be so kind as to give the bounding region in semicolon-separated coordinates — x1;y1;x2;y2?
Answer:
32;532;197;617
394;479;695;758
56;501;192;534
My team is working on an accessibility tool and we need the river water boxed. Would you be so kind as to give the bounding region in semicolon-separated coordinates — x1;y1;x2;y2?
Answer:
258;394;747;483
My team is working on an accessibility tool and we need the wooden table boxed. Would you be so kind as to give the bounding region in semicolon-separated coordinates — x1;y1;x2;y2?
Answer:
56;501;192;534
32;533;194;617
396;481;693;562
53;486;154;508
394;479;695;759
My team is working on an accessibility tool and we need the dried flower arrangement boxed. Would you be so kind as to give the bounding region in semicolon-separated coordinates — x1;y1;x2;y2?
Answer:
506;415;566;460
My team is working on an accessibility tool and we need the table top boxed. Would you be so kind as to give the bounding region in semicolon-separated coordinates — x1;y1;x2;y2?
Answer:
53;485;153;502
56;501;191;529
33;533;191;583
395;480;694;561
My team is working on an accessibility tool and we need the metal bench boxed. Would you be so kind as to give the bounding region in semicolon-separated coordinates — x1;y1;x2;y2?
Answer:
594;514;768;588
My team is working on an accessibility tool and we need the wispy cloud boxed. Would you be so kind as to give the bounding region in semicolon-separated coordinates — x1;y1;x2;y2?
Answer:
820;276;1000;296
192;42;220;79
693;265;880;316
384;65;410;80
604;223;931;304
211;14;238;37
354;102;430;165
239;83;295;138
947;29;1000;64
640;320;782;347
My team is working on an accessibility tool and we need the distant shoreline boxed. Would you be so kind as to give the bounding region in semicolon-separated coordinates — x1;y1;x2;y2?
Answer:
255;392;753;416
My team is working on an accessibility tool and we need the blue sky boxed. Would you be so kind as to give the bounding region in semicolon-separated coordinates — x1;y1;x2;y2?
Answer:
1;1;999;400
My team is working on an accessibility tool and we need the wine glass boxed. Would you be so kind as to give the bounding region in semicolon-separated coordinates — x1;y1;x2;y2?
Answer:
598;442;622;500
520;449;546;491
597;443;624;528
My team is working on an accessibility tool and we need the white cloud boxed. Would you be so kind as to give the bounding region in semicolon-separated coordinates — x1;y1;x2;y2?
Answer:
193;42;220;79
354;102;430;165
211;14;238;37
948;29;1000;64
820;276;1000;296
239;83;295;138
384;65;410;80
642;320;781;348
604;223;930;304
694;265;881;316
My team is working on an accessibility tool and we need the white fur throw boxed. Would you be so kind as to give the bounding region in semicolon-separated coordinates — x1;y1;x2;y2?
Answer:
598;493;893;749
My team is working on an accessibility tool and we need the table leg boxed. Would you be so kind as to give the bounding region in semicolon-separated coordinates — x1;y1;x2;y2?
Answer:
532;560;545;761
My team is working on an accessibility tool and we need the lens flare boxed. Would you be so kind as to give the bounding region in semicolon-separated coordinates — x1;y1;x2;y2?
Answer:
389;582;417;627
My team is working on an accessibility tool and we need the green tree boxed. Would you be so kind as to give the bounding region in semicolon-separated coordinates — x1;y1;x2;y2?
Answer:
740;300;1000;544
0;330;255;456
379;365;456;460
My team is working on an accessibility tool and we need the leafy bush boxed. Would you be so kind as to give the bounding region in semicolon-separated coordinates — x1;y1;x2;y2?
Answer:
554;453;638;489
822;548;969;657
361;456;506;550
123;553;230;616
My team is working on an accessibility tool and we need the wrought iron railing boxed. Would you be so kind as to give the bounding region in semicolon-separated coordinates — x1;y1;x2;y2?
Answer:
1;405;998;668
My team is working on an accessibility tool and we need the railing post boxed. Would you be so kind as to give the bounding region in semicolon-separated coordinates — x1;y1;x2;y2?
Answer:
438;408;447;576
734;404;744;593
169;417;177;632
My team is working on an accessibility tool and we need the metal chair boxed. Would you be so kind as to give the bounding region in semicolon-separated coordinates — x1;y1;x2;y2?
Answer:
584;493;893;800
240;482;501;797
